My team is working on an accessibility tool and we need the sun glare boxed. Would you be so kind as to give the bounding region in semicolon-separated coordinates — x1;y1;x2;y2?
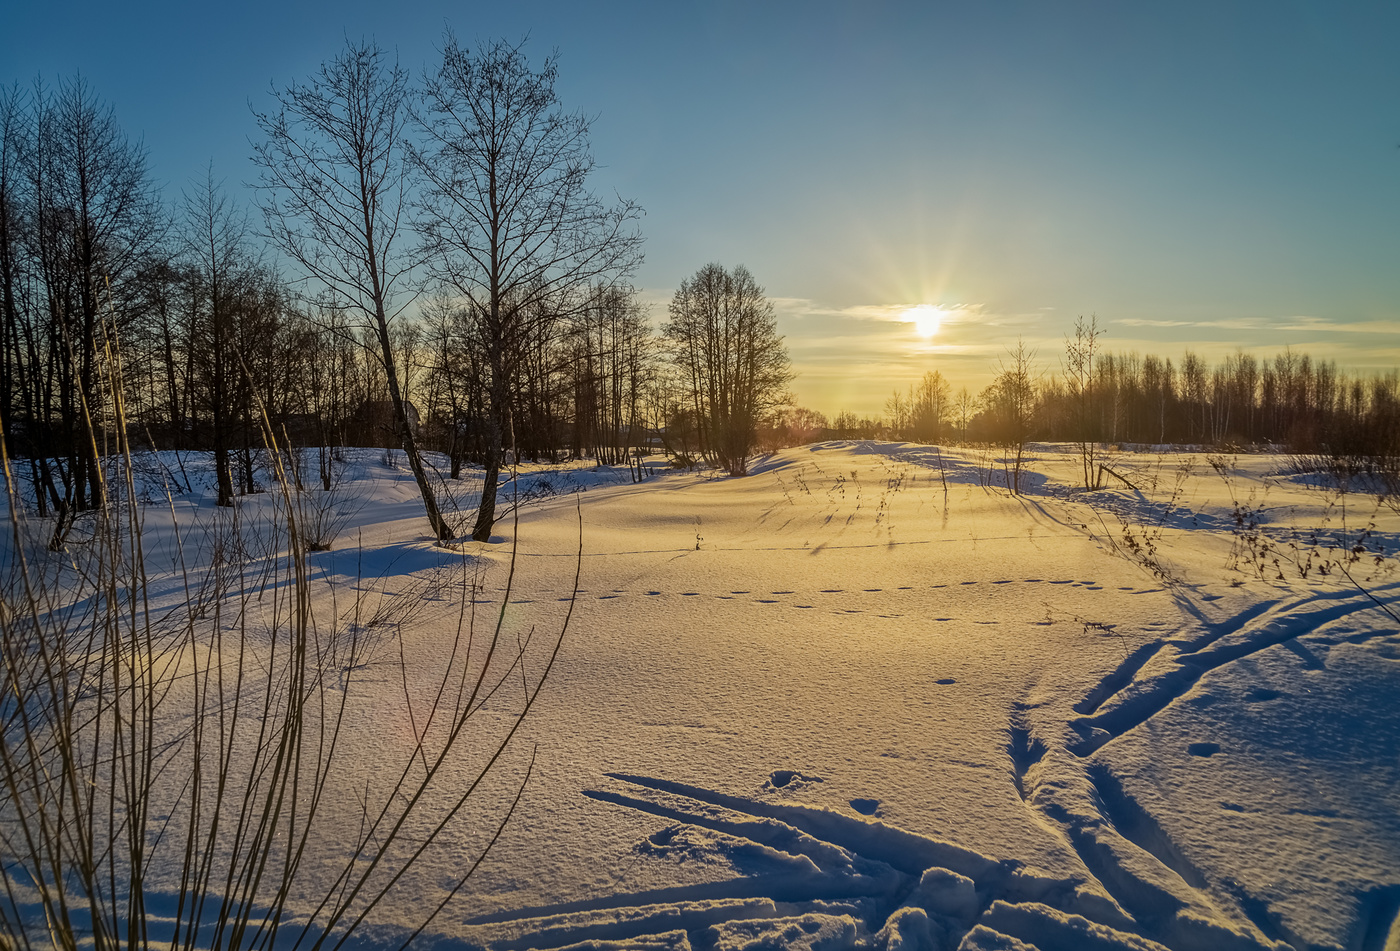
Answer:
905;304;941;338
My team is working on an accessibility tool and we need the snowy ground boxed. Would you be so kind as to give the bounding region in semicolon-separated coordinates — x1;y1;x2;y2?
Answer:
5;443;1399;951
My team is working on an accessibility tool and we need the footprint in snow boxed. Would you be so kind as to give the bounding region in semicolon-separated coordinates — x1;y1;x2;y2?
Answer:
1188;742;1221;757
767;769;823;789
849;798;880;816
935;678;956;685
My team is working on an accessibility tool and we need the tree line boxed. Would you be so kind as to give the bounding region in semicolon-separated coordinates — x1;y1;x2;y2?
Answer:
857;317;1400;492
757;316;1398;496
0;37;792;544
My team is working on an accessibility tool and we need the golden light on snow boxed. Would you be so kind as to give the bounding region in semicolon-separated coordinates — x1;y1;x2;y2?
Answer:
904;304;942;338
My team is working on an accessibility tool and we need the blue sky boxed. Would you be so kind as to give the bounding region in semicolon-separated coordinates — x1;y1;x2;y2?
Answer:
6;1;1399;415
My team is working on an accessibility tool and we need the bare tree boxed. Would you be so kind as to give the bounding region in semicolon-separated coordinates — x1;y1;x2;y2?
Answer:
1064;315;1104;489
182;167;249;505
9;76;164;523
952;387;975;443
987;338;1038;495
253;39;452;540
414;34;644;541
0;85;24;452
888;371;951;443
664;263;792;476
569;284;656;466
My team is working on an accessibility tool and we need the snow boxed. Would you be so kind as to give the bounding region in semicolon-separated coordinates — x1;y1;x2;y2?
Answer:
4;442;1398;951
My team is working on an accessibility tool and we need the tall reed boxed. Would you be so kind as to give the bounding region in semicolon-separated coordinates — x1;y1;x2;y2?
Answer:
0;318;573;950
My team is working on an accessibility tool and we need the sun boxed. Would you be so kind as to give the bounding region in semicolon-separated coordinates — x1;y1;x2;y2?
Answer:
904;304;942;338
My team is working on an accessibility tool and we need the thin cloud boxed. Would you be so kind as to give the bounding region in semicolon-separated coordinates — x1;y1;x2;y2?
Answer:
771;298;988;327
1116;316;1400;335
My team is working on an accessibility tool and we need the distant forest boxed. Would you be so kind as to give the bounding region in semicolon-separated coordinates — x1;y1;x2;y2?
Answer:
3;74;1398;531
842;335;1400;467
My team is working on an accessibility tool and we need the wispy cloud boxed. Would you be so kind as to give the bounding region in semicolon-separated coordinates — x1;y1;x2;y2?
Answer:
1116;316;1400;335
771;298;990;327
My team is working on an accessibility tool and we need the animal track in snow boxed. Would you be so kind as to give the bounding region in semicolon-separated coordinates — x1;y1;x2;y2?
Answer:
568;579;1118;621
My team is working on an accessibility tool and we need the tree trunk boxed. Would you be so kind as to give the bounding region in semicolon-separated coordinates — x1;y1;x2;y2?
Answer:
375;310;451;541
471;377;507;542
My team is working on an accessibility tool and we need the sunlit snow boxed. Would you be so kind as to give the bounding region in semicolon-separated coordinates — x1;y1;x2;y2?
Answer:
5;442;1398;951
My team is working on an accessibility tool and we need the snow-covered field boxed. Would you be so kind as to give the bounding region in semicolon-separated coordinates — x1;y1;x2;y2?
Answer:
5;442;1399;951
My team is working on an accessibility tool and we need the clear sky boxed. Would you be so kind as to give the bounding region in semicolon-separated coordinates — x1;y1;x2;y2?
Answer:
6;1;1399;417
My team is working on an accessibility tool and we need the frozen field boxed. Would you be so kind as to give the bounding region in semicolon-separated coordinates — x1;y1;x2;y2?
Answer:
5;442;1399;951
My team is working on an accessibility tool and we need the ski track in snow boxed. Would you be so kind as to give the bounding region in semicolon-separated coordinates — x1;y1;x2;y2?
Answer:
464;542;1398;947
462;582;1400;951
1068;581;1400;757
461;760;1281;951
